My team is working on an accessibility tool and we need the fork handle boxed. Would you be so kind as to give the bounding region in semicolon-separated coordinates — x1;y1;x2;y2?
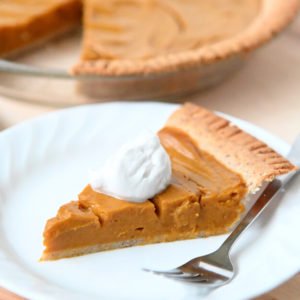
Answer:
220;179;283;252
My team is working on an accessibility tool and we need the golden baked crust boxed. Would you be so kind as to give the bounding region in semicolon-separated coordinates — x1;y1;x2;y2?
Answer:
42;233;214;260
72;0;299;75
166;103;296;192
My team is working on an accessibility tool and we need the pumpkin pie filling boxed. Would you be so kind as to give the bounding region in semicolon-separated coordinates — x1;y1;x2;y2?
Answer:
42;126;247;259
0;0;81;56
81;0;261;61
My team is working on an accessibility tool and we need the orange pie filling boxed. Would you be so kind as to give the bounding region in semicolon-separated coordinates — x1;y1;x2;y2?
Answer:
0;0;81;57
80;0;260;61
42;127;247;260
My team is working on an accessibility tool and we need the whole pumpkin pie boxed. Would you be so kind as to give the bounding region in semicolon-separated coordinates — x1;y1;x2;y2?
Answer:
73;0;299;75
0;0;298;76
41;104;296;260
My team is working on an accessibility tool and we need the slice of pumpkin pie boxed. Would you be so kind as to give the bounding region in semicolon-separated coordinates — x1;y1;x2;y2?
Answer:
41;103;296;260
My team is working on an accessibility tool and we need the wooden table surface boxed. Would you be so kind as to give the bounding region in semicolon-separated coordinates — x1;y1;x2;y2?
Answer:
0;14;300;300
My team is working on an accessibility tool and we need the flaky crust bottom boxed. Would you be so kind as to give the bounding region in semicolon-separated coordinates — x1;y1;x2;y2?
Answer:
41;229;228;261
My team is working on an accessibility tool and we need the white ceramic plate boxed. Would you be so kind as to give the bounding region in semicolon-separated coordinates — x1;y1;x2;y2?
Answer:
0;102;299;300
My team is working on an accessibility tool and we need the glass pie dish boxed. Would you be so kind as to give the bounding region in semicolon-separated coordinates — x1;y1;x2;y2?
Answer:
0;31;245;107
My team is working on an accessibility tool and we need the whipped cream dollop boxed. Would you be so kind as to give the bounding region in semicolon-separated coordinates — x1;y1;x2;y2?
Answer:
90;132;172;202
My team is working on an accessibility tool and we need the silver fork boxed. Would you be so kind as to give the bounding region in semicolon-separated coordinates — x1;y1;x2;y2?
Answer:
144;134;300;286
